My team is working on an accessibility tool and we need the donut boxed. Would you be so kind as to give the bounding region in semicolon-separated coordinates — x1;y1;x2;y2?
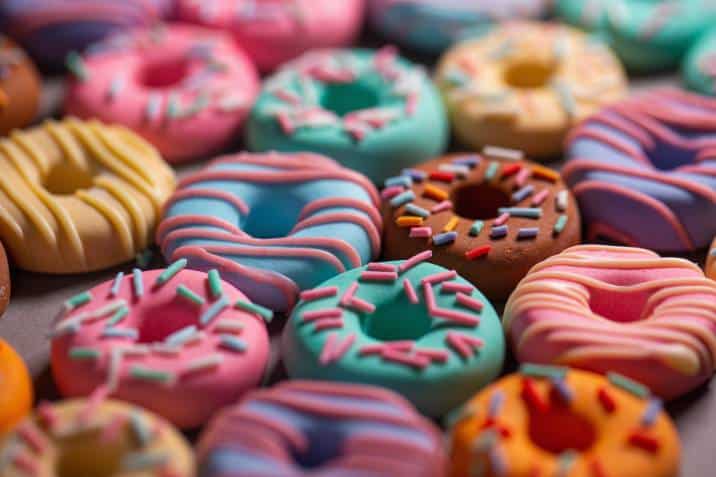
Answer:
0;36;40;135
448;366;680;477
0;398;193;477
0;241;9;317
684;27;716;96
197;380;447;477
564;88;716;252
435;21;627;160
368;0;549;55
282;253;505;417
0;117;175;274
176;0;365;72
65;25;260;163
157;151;382;313
247;47;448;184
381;152;581;301
0;0;172;71
707;237;716;280
50;265;271;429
504;244;716;400
0;339;32;436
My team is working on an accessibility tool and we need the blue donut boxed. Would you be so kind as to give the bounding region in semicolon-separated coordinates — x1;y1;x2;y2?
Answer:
246;48;448;184
196;380;447;477
157;152;382;312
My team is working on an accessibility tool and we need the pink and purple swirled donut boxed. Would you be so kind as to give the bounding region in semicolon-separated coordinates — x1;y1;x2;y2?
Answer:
564;88;716;252
0;0;173;70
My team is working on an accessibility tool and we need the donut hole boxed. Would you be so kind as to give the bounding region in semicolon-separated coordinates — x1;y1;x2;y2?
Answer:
135;297;202;343
291;420;345;469
319;82;381;117
451;182;511;220
502;61;556;89
527;393;596;454
44;161;95;195
56;428;130;477
588;286;650;323
362;296;433;342
139;57;191;89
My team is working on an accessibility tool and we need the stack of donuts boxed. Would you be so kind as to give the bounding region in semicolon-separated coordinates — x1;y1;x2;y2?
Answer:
3;2;716;476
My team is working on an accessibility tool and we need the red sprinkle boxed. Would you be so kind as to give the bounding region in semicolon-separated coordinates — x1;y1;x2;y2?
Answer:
590;460;608;477
628;431;660;454
597;387;616;414
521;378;549;413
482;420;512;438
465;245;491;260
429;171;455;183
501;163;522;179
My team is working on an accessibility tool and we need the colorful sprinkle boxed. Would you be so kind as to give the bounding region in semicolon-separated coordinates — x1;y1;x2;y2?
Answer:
402;168;427;182
132;268;144;298
122;452;169;471
69;347;101;360
531;165;559;182
500;163;522;179
517;227;539;240
456;293;484;312
484;162;499;181
641;398;663;427
556;190;569;212
235;299;274;323
130;412;153;446
109;272;124;297
184;354;224;375
399;250;433;272
551;377;574;403
385;175;412;188
219;334;248;353
607;372;649;398
554;214;568;235
360;271;398;282
165;325;199;347
531;189;550;206
129;366;174;385
300;286;338;302
302;308;342;322
66;51;89;81
177;284;205;306
465;245;491;260
409;226;432;238
390;190;415;208
512;185;535;203
396;216;423;227
488;390;505;418
64;291;92;311
443;216;459;232
452;155;481;168
493;212;510;226
155;259;187;286
498;207;543;219
403;279;419;304
628;431;660;454
423;184;448;201
469;221;484;236
597;387;617;414
490;225;508;239
102;327;138;340
441;282;473;295
433;231;457;246
483;145;524;161
207;270;223;298
431;200;453;214
521;378;549;413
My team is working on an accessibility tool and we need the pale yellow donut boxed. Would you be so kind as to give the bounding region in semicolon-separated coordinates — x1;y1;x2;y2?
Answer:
0;117;175;273
436;21;628;159
0;399;194;477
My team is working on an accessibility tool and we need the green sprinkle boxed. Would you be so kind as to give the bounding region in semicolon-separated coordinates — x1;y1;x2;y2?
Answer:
122;452;168;471
608;372;650;398
520;363;568;380
557;450;577;477
65;51;89;81
65;291;92;311
135;249;153;269
207;269;223;298
155;259;187;286
469;220;484;237
69;347;101;360
130;412;153;446
166;93;181;119
443;403;476;429
176;284;205;306
472;429;498;452
235;299;273;323
107;306;129;326
553;214;568;235
130;366;174;384
484;162;499;181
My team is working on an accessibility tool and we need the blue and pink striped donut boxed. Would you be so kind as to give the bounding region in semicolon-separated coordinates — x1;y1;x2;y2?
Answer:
157;152;382;312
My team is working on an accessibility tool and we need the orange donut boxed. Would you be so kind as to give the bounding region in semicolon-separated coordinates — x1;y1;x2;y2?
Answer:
448;365;680;477
0;36;40;136
0;339;32;436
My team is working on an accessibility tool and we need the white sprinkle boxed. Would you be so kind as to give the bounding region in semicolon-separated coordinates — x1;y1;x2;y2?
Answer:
482;145;524;161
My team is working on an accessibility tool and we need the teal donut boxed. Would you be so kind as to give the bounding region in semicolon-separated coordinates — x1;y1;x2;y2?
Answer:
281;254;505;417
684;28;716;96
246;48;448;185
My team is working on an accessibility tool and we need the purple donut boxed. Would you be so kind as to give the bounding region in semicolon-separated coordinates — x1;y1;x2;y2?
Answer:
0;0;173;71
564;88;716;252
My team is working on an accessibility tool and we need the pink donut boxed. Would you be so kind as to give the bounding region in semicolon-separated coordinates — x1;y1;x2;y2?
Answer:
50;262;272;429
504;244;716;400
64;24;260;163
176;0;365;72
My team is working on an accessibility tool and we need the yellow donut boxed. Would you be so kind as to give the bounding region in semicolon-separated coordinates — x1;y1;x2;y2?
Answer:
0;117;175;273
436;22;628;159
448;366;680;477
0;398;194;477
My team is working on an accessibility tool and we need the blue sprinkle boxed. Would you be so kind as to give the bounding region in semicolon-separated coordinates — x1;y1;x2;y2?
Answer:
200;296;229;326
390;190;415;208
490;225;508;239
102;327;138;340
488;391;504;418
110;272;124;297
511;185;534;203
469;220;484;236
452;155;481;168
405;203;430;218
164;325;198;347
517;227;539;239
551;376;574;403
484;162;499;181
219;334;248;353
432;231;457;246
132;268;144;298
401;168;427;182
497;207;543;219
384;175;412;188
641;398;663;427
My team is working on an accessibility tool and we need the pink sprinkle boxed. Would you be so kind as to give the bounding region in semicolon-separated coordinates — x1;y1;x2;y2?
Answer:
446;331;484;358
440;282;473;295
381;186;404;200
331;334;356;363
302;308;342;322
415;348;449;363
403;279;419;304
385;341;415;352
277;112;294;135
431;307;480;327
340;283;359;307
423;282;437;310
347;296;376;314
359;344;385;355
399;250;433;272
300;286;338;302
531;189;550;206
320;333;355;364
100;415;127;443
405;93;418;116
36;401;58;429
431;200;453;214
79;385;109;425
381;349;430;369
367;263;397;272
272;88;301;105
515;167;532;186
409;226;432;238
456;292;484;312
17;424;47;453
314;318;344;332
360;271;398;282
13;452;39;475
420;270;457;285
494;212;510;226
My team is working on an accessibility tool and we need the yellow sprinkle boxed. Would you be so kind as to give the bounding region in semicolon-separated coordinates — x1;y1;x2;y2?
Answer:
531;165;560;183
396;216;423;228
443;216;459;232
423;184;448;201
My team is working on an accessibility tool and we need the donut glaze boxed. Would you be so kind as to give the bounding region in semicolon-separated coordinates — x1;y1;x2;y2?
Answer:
368;0;549;55
0;242;9;317
504;245;716;400
381;152;581;301
50;266;271;429
0;398;194;477
436;22;627;160
197;380;447;477
176;0;365;72
683;27;716;96
0;118;176;274
564;88;716;252
0;36;40;135
449;366;680;477
0;339;32;436
65;25;260;163
0;0;172;71
247;47;448;184
282;254;505;417
157;152;382;313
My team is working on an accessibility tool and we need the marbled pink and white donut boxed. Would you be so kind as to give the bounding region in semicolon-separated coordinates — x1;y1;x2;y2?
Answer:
504;244;716;400
65;24;260;163
50;264;271;429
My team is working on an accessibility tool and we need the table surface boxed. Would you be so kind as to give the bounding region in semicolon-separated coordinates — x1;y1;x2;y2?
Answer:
1;60;715;476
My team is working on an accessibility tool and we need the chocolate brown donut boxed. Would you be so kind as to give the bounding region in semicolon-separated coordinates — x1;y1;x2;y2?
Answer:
0;241;10;316
0;36;40;135
381;150;581;301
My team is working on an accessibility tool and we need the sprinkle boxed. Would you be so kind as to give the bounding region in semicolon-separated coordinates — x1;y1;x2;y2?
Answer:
557;451;577;477
17;423;48;453
553;81;577;117
498;207;543;219
443;216;459;232
512;185;534;203
551;377;574;403
155;259;187;286
390;190;415;208
531;165;560;182
69;347;101;360
597;387;617;413
130;412;153;446
515;167;531;186
431;200;453;214
381;348;430;369
431;305;480;327
556;190;569;212
521;378;549;413
402;168;427;182
452;155;481;168
469;221;484;236
360;271;398;282
396;216;423;227
521;363;568;379
145;94;163;121
320;333;356;365
483;145;524;161
347;296;376;313
132;268;143;298
409;226;432;238
590;460;608;477
381;185;403;200
531;189;550;206
129;367;174;385
441;282;473;294
177;285;205;306
553;215;568;235
164;325;199;347
465;245;491;260
405;203;430;218
446;332;484;358
500;163;522;179
493;212;510;226
207;270;223;298
300;286;338;302
314;319;344;331
517;227;539;240
628;431;660;454
433;231;457;246
490;225;508;239
122;452;169;471
607;372;650;398
66;51;89;81
484;162;499;181
166;93;181;118
423;184;448;201
49;321;80;338
488;391;505;418
102;327;139;340
109;272;124;297
64;291;92;311
489;447;508;477
403;279;419;304
339;283;358;307
219;334;248;353
107;306;129;326
456;293;484;312
184;354;224;375
641;398;663;427
429;170;455;183
213;320;244;334
235;299;273;323
107;75;125;101
385;175;412;188
302;308;342;322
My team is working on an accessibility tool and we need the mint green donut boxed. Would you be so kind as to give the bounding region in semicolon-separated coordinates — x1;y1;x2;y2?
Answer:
281;258;505;417
246;48;448;185
684;28;716;95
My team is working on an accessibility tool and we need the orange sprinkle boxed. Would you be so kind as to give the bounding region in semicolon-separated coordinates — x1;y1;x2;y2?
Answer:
443;216;459;232
396;216;423;228
531;165;560;182
423;184;448;201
